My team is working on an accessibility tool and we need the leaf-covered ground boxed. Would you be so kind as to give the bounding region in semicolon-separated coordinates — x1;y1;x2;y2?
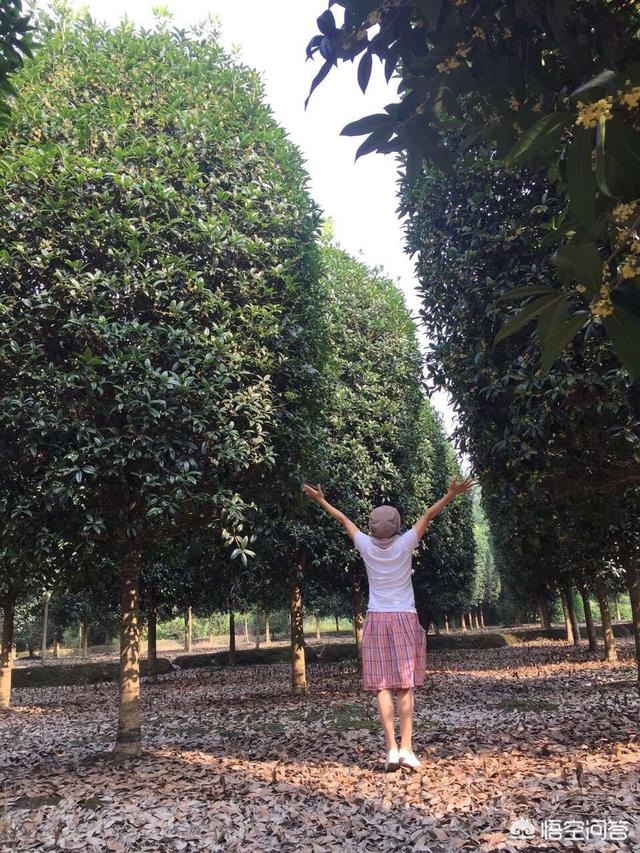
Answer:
1;640;639;852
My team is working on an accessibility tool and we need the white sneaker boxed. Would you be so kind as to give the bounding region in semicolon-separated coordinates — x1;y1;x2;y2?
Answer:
398;748;421;770
384;747;400;772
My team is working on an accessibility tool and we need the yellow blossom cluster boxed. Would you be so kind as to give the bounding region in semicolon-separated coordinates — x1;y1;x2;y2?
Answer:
575;97;613;128
436;56;462;74
455;41;471;58
453;0;467;6
508;95;519;111
502;26;512;39
620;260;639;279
472;27;486;40
575;283;587;294
618;85;640;109
590;284;614;318
612;201;637;223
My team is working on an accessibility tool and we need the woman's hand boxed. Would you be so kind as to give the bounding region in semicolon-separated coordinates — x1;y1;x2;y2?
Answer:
447;476;474;498
303;483;325;504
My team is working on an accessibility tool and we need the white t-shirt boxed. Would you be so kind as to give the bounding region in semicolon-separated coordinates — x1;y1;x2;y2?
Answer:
353;528;419;613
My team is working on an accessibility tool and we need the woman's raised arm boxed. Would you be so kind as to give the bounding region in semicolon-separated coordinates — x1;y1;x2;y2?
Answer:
412;476;475;541
303;483;358;541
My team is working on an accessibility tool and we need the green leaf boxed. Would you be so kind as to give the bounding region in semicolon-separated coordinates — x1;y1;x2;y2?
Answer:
571;70;618;99
403;122;454;176
341;113;395;138
494;293;565;345
574;243;602;298
354;126;393;160
595;115;615;198
497;286;558;303
539;310;588;374
567;127;596;224
602;306;640;380
606;117;640;189
504;113;573;170
416;0;442;30
537;294;569;348
551;244;579;284
611;282;640;323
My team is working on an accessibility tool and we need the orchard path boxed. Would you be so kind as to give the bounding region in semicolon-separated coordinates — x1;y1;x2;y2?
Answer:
1;641;639;852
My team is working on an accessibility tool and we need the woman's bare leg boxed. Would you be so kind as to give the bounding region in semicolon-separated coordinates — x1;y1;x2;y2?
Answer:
376;688;396;750
396;687;414;751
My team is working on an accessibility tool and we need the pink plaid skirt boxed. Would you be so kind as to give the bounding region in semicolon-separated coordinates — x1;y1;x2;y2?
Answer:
361;611;427;692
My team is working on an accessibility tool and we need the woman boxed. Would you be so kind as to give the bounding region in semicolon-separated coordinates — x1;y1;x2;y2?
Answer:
303;476;474;772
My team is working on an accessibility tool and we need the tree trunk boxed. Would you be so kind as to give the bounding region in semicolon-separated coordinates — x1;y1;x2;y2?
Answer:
594;576;617;662
254;609;261;650
460;612;467;632
184;607;192;653
265;613;271;645
352;581;364;660
537;596;551;630
334;615;339;635
52;631;59;659
77;621;83;656
244;613;249;642
444;614;450;634
147;584;158;684
614;595;622;622
0;593;16;709
566;587;581;646
290;563;306;694
479;608;485;628
559;588;574;644
229;610;236;666
315;614;321;641
434;621;440;635
623;560;640;694
41;592;50;665
115;546;143;758
579;581;598;653
80;619;89;658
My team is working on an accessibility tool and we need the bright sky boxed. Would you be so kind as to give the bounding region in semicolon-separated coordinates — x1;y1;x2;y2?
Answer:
56;0;461;454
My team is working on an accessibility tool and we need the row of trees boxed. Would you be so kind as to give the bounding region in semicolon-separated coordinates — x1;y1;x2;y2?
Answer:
305;1;640;687
0;10;479;755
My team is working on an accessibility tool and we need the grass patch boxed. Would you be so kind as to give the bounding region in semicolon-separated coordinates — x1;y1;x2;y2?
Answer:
497;698;559;713
11;795;62;810
80;796;103;811
173;643;358;669
12;658;172;688
427;632;521;650
508;623;633;641
326;702;378;731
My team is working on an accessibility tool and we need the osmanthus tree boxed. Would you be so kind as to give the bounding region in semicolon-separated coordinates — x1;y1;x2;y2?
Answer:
0;0;33;128
0;11;324;752
309;244;424;642
401;146;640;659
305;0;640;376
471;492;500;626
299;244;476;658
409;402;476;633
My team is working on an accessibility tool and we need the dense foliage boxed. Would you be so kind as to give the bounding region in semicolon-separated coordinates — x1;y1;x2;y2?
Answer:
401;145;640;672
304;245;477;630
0;11;326;737
306;0;640;378
0;0;33;127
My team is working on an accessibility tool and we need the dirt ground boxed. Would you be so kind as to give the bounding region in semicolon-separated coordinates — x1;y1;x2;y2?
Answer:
1;640;639;852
